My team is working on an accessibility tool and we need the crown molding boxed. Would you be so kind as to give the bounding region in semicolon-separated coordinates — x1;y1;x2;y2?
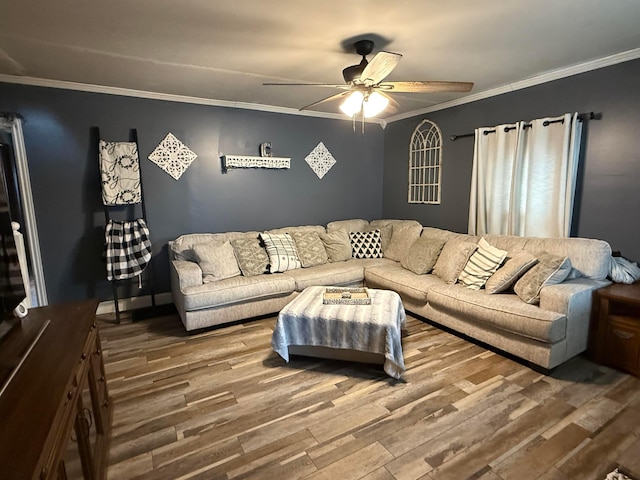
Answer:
0;74;386;128
2;46;638;128
384;47;640;124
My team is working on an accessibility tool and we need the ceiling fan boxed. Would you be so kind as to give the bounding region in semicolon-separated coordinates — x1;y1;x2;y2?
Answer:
264;39;474;119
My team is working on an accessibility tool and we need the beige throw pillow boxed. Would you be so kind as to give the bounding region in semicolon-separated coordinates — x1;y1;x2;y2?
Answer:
513;251;572;304
458;238;508;290
192;241;241;283
230;236;270;277
384;223;423;261
319;230;352;262
485;250;538;294
433;239;478;284
291;231;328;267
400;236;447;275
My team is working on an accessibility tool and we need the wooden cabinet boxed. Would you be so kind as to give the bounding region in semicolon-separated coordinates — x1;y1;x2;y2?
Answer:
0;300;112;480
588;282;640;377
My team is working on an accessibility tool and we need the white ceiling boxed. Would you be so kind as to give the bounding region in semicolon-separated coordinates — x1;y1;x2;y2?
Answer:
2;0;640;122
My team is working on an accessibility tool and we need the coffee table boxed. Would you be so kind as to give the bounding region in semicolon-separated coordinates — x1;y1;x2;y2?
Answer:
271;285;406;379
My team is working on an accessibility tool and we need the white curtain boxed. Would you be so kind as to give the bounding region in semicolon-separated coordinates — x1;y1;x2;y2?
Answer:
468;113;582;238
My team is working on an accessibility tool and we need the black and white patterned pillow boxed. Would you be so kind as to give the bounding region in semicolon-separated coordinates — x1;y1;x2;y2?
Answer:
349;230;383;259
259;232;302;273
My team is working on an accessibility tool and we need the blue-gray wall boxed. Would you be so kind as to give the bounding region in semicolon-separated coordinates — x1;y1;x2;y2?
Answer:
0;83;384;304
2;57;639;306
383;58;640;263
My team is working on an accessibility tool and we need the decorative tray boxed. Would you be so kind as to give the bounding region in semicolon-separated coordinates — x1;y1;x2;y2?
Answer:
322;287;371;305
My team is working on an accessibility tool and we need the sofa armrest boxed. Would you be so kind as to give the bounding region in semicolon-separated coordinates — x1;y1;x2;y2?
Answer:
171;260;203;290
540;278;611;359
539;278;609;315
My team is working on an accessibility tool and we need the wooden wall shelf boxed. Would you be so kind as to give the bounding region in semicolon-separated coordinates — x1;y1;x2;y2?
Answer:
222;155;290;170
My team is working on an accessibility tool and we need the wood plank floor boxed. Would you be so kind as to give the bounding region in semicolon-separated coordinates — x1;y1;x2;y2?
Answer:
95;309;640;480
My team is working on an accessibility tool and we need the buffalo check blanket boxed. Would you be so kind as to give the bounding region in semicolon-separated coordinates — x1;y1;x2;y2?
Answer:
105;218;152;281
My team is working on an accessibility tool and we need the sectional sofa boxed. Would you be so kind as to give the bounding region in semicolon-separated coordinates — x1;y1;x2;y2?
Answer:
168;218;612;369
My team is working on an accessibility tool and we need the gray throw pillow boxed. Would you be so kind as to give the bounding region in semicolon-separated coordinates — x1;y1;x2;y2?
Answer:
485;250;538;294
433;239;478;284
230;236;269;277
400;236;447;275
291;231;328;267
192;241;241;283
319;230;352;262
513;251;572;304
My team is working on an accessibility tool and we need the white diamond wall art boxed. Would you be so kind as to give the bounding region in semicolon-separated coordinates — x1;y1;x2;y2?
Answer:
305;141;336;179
148;133;198;180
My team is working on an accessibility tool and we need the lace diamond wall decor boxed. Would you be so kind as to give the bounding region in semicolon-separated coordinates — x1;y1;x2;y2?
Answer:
148;133;198;180
305;141;336;179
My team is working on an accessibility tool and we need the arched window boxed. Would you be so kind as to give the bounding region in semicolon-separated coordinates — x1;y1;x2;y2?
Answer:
408;119;442;204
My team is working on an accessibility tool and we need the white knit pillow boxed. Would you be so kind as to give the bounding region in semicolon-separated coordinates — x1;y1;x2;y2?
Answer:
458;238;508;290
259;232;301;273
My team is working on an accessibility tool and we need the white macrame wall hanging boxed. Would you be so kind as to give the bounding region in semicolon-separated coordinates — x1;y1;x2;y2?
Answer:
148;133;198;180
305;141;336;179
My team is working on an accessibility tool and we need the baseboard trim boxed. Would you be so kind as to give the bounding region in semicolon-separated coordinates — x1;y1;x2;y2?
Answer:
97;292;173;315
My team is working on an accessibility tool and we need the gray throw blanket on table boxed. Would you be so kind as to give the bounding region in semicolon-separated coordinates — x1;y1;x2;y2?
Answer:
272;286;406;379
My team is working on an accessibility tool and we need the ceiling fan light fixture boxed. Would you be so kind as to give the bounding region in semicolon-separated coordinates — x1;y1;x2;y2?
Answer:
339;90;364;116
362;91;389;118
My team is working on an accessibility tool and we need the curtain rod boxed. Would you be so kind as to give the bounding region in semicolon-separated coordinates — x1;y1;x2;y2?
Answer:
449;112;596;141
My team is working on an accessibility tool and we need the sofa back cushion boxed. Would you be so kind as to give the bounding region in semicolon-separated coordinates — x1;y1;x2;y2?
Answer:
326;219;370;233
267;225;326;236
484;234;611;280
170;231;259;262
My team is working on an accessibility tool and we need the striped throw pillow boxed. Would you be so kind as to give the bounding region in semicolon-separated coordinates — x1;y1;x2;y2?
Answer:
259;232;301;273
458;238;508;290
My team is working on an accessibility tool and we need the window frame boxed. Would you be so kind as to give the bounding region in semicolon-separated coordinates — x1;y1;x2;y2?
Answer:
408;119;443;205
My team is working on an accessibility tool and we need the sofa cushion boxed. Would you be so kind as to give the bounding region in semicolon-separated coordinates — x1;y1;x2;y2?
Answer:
171;231;260;262
290;231;328;267
514;252;572;304
427;284;567;343
259;232;302;273
182;274;295;311
327;219;369;233
230;235;269;277
433;239;478;284
400;236;446;275
485;250;538;294
192;241;241;283
267;225;326;236
458;238;508;290
349;230;383;259
319;230;352;262
284;260;367;291
365;263;445;303
382;220;423;261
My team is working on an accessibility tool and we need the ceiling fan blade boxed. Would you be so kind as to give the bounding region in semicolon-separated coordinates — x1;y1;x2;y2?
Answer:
299;91;350;111
359;51;402;85
263;83;350;89
378;81;474;93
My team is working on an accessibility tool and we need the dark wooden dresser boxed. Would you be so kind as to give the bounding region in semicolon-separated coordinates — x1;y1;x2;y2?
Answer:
0;300;112;480
588;282;640;377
